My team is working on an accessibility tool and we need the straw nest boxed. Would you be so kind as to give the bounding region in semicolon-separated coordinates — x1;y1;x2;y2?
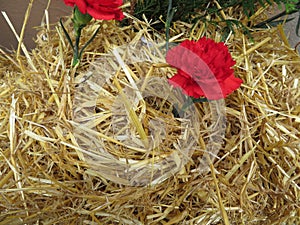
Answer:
0;3;300;225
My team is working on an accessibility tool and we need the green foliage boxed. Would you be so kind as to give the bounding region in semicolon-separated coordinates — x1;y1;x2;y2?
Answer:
132;0;206;28
273;0;299;13
124;0;300;45
129;0;299;31
252;0;300;35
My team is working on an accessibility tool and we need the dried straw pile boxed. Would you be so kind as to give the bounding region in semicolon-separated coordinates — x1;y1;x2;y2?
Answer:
0;3;300;225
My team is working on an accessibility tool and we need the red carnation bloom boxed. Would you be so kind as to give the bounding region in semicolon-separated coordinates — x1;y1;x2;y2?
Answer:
64;0;124;21
166;38;242;100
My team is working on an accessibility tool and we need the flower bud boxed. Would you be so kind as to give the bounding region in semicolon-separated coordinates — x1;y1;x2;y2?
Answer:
72;6;92;30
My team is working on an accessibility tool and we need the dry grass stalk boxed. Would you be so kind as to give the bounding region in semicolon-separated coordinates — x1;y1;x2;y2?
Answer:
0;1;299;224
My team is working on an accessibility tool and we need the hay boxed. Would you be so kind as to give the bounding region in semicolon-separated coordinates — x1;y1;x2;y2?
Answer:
0;2;300;224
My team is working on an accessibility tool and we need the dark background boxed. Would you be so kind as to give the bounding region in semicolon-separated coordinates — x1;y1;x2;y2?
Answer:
0;1;299;51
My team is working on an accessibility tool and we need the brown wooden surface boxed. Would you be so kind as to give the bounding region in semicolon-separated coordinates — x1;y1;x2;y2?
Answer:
0;0;69;50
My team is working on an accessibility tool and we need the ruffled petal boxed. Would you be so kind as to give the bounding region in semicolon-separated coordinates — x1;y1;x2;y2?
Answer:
64;0;124;21
75;0;88;14
166;37;242;100
219;75;243;98
87;5;124;20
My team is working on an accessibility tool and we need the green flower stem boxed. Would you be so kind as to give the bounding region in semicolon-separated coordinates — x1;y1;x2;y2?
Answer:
60;18;74;50
174;97;208;117
192;97;209;104
166;0;176;51
73;26;83;67
78;26;101;61
60;18;100;68
60;6;99;67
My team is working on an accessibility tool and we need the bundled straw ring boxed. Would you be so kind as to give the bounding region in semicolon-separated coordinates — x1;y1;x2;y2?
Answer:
72;38;226;186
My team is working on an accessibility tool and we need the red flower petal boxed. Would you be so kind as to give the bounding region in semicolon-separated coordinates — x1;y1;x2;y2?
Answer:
166;38;242;100
63;0;124;21
219;75;243;98
75;0;88;14
86;6;124;20
63;0;75;7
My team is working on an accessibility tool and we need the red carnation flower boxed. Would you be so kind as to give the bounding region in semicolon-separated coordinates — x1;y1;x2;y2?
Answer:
166;38;243;100
64;0;124;21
